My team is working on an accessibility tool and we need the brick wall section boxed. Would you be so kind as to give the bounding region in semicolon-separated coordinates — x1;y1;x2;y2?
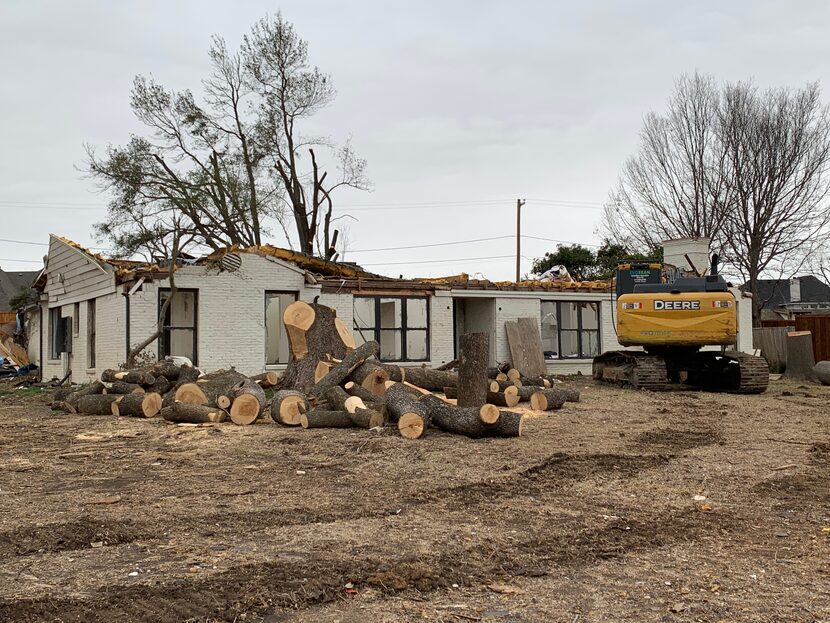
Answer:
429;292;455;366
128;254;320;376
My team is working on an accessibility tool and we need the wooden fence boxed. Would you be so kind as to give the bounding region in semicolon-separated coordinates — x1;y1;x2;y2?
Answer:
753;327;791;370
754;315;830;367
794;315;830;363
0;312;16;325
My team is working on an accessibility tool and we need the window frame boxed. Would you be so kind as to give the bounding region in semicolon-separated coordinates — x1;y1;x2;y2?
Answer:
540;300;601;360
49;307;63;360
158;288;199;365
353;295;430;362
87;299;96;369
264;290;299;365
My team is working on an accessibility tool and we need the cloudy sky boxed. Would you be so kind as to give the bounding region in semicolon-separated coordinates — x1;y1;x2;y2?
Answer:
2;0;829;280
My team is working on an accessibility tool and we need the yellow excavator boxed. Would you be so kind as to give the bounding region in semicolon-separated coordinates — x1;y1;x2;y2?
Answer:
592;254;769;393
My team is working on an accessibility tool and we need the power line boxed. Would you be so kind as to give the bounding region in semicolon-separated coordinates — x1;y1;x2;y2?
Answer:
361;254;514;267
350;235;513;253
0;258;42;264
0;238;47;246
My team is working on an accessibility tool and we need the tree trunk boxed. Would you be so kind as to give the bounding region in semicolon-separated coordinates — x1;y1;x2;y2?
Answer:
516;386;538;402
228;379;267;425
349;360;390;397
344;380;380;404
105;381;144;395
486;388;520;408
457;332;489;407
78;394;120;415
300;410;355;429
384;383;430;439
111;393;163;418
376;363;405;382
177;365;202;384
401;367;458;392
486;362;512;378
784;331;817;381
65;380;106;411
530;388;568;411
270;390;309;426
152;360;183;381
250;371;280;388
520;376;550;388
147;376;171;396
311;340;379;398
174;369;247;407
443;386;457;399
101;369;156;385
420;394;522;438
324;386;384;428
164;402;227;424
281;300;353;393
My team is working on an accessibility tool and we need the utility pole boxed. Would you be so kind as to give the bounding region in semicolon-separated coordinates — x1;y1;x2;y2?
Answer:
515;198;526;281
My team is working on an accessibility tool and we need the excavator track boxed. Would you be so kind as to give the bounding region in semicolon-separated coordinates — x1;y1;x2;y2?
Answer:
593;350;769;394
592;351;669;391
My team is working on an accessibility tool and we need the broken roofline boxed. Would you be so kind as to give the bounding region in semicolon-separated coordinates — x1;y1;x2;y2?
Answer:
45;235;612;293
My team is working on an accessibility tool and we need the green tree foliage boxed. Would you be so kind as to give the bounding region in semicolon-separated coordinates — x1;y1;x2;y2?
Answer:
532;241;661;281
8;286;38;310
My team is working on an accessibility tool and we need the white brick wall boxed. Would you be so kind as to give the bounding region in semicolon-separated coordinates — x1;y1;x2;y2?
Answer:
429;292;454;365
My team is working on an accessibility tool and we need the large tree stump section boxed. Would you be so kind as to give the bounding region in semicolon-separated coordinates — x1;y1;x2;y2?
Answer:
164;402;227;424
420;394;522;438
281;300;353;394
349;360;391;397
400;367;458;392
813;361;830;385
385;383;430;439
486;387;520;408
530;388;568;411
301;410;355;429
174;369;247;407
784;331;817;381
78;394;120;415
310;341;379;398
270;390;310;426
111;393;163;418
504;318;547;378
457;332;489;408
228;379;267;425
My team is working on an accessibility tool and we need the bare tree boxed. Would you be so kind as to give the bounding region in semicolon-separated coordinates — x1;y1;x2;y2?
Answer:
243;14;370;259
603;73;730;252
719;81;830;323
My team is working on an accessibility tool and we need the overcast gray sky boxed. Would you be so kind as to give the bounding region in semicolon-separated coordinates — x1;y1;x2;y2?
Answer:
2;0;829;280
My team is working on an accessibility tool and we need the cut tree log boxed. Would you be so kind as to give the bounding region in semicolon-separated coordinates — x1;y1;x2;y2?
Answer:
111;393;163;418
506;368;521;382
349;359;390;397
530;388;568;411
486;362;512;378
420;394;522;438
174;369;247;407
436;359;458;371
495;372;509;383
344;380;381;404
385;383;430;439
152;360;182;381
177;365;202;384
147;377;171;396
78;394;120;415
560;387;580;402
479;404;500;425
65;380;106;411
486;387;520;408
164;402;227;424
400;367;458;392
784;331;817;381
281;300;353;393
300;410;355;429
335;317;356;352
516;386;538;402
457;332;489;408
53;401;77;414
250;371;280;388
228;379;267;425
519;376;548;388
813;360;830;385
325;386;384;428
314;361;333;383
377;363;405;382
489;379;516;393
443;386;457;399
270;390;309;426
311;340;380;398
104;381;144;395
101;369;156;385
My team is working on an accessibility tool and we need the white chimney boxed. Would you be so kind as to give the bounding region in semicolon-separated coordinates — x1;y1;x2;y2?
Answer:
790;278;801;303
662;238;711;275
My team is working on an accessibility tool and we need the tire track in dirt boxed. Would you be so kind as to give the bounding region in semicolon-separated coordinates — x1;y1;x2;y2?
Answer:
0;517;150;557
0;508;740;623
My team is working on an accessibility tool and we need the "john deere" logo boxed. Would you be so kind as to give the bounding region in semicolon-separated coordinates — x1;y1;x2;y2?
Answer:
654;300;700;310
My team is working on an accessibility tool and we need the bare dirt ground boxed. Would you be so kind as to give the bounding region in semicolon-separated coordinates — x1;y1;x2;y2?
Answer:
0;377;827;622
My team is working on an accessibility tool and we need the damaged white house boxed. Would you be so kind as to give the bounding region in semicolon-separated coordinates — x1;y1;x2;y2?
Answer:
27;235;753;382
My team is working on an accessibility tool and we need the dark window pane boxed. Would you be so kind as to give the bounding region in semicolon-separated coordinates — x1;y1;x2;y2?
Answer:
540;301;559;359
354;298;375;329
580;302;599;330
406;298;428;328
406;330;428;360
581;330;600;357
379;298;402;329
379;329;402;360
560;330;579;358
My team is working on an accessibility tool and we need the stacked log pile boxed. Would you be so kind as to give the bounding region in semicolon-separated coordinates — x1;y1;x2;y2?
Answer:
51;300;581;437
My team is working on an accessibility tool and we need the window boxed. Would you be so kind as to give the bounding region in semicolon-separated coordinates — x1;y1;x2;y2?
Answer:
73;302;80;337
540;301;600;359
159;289;198;364
265;291;298;364
353;296;429;362
87;300;96;368
49;307;63;360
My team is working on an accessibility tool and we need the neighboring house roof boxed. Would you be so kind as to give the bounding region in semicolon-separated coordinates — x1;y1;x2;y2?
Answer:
746;275;830;310
0;268;39;311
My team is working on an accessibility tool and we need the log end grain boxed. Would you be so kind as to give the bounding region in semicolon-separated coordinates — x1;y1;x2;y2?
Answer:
398;412;427;439
479;404;500;424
